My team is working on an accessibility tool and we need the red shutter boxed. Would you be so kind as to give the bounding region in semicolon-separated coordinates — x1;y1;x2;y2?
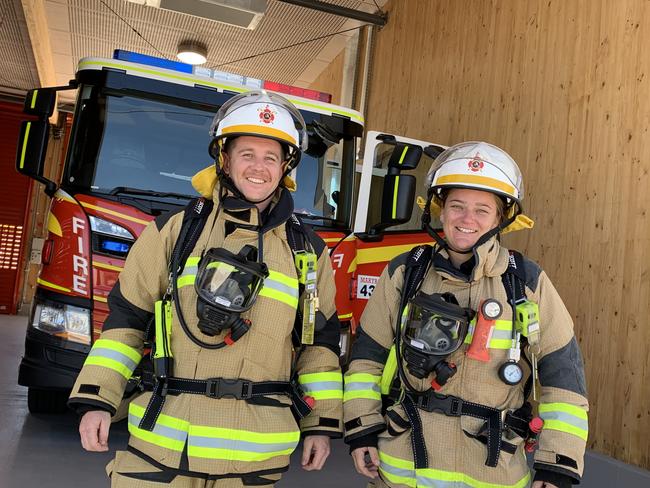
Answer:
0;101;31;314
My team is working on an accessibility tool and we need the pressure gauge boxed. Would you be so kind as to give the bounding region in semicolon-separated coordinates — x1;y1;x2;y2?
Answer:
481;299;502;320
498;361;523;386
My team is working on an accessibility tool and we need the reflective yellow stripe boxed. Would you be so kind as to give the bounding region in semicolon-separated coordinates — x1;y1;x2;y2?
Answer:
392;146;408;219
93;295;108;303
47;213;63;237
37;277;71;293
353;241;433;268
300;372;341;383
299;372;343;400
129;403;189;451
343;373;382;402
19;122;31;169
437;174;516;197
177;275;195;288
93;339;142;363
338;312;353;320
93;260;123;272
30;90;38;109
186;256;200;267
79;201;149;225
380;451;531;488
539;402;588;441
259;270;299;308
222;125;297;146
84;356;132;379
464;319;513;349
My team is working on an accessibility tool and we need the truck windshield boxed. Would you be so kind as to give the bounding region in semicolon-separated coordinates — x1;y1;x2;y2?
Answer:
64;89;351;227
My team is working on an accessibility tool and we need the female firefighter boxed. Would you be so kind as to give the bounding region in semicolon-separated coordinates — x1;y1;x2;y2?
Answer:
343;141;588;488
69;90;344;487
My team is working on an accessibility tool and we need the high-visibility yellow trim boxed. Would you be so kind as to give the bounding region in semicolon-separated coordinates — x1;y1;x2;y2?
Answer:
380;345;397;395
436;174;516;197
538;402;588;419
19;122;31;169
464;319;514;349
392;146;409;219
322;237;341;243
222;125;297;145
93;295;108;303
177;275;195;288
79;201;149;225
47;213;63;237
345;373;381;384
343;389;381;402
84;356;133;379
30;90;38;109
186;256;200;267
130;403;190;431
93;339;142;363
37;277;70;293
379;451;531;488
92;260;123;272
189;446;295;462
129;424;186;451
259;287;298;308
352;241;433;269
267;270;298;288
190;425;299;444
338;312;353;320
300;372;342;383
541;420;588;441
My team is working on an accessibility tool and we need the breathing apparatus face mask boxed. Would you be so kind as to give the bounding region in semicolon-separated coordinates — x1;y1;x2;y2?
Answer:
194;245;268;337
402;292;471;382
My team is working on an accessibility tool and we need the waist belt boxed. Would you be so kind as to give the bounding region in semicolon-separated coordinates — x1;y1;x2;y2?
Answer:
404;391;531;468
138;374;312;431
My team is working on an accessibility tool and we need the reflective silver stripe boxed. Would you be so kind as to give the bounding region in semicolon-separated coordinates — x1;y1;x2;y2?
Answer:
263;278;298;299
88;347;138;372
344;381;380;393
301;381;342;392
416;476;456;488
128;413;187;443
539;410;589;431
189;436;297;453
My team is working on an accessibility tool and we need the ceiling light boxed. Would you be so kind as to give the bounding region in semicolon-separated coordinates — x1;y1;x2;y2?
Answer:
177;41;208;65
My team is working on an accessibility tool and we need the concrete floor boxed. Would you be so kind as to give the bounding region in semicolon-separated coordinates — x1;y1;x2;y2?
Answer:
1;314;649;487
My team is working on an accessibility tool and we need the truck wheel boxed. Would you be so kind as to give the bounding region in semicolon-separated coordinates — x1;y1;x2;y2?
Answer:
27;388;69;414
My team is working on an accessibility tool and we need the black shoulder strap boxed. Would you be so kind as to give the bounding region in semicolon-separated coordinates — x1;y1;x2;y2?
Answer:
170;197;214;277
501;250;527;304
285;214;310;254
402;245;433;302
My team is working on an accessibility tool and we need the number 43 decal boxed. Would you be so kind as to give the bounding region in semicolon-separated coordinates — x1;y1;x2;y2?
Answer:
357;275;379;300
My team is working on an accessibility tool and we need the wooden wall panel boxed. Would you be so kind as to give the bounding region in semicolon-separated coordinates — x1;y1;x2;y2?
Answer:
365;0;650;469
308;48;346;106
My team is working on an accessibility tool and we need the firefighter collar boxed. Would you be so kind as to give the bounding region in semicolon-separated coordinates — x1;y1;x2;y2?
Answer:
434;237;510;283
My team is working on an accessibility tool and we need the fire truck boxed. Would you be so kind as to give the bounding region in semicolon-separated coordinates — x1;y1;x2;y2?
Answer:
15;50;443;413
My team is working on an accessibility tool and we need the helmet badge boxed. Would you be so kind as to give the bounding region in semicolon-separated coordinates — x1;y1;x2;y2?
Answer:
258;105;276;124
467;154;484;173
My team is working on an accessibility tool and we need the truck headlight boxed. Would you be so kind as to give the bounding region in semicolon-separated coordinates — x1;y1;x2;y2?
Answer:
32;300;91;345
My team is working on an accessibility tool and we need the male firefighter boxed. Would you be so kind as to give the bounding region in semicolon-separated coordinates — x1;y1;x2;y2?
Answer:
343;141;588;487
69;90;344;487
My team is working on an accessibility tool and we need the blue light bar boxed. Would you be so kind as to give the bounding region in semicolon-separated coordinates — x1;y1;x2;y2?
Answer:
113;50;193;74
101;240;131;254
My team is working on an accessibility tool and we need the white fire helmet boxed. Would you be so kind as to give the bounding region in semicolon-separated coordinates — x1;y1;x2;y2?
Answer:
425;141;524;210
209;90;308;171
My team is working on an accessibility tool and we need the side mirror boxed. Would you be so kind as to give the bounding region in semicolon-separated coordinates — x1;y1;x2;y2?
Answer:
374;174;416;230
386;142;422;171
23;88;56;117
15;120;57;196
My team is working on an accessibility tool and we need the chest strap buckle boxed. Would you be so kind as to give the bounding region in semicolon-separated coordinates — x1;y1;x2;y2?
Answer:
416;391;463;416
205;378;252;399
